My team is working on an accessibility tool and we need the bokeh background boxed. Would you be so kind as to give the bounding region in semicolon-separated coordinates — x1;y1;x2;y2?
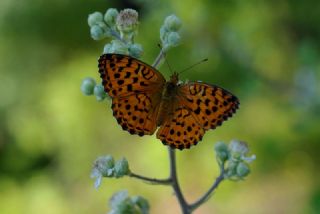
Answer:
1;0;319;213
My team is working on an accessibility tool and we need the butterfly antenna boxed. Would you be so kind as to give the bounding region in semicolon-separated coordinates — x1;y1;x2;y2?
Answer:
157;43;174;74
178;58;208;75
164;53;174;75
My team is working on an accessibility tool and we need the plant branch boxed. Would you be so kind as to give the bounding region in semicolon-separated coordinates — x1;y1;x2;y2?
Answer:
188;168;225;211
105;23;128;44
152;48;166;68
168;148;191;214
128;172;171;185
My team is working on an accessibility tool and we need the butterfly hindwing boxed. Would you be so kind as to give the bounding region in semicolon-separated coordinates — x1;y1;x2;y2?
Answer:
98;54;165;98
178;82;239;130
112;92;161;136
156;107;205;149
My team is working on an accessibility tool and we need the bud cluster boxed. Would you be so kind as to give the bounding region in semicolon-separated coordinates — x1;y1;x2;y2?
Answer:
80;77;108;101
91;155;130;188
88;8;143;58
108;191;150;214
214;140;256;180
160;15;182;52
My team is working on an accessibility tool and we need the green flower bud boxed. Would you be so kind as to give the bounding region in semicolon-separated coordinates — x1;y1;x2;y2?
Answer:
164;14;182;32
110;191;128;209
104;8;119;26
94;84;107;101
160;25;168;44
95;155;115;177
236;162;250;178
90;25;106;40
228;140;249;160
91;155;115;188
167;31;181;47
110;40;129;54
109;191;130;211
214;141;228;153
109;191;140;214
128;43;143;58
114;158;130;178
116;9;139;33
225;161;238;178
103;43;113;54
88;12;103;27
214;141;229;165
131;196;150;214
81;77;96;95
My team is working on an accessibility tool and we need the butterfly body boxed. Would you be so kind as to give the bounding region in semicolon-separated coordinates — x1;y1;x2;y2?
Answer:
98;54;239;150
156;73;180;125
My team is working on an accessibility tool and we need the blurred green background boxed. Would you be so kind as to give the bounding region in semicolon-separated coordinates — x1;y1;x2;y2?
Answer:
0;0;319;213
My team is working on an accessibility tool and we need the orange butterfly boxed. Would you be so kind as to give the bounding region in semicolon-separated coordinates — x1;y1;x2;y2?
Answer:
98;54;239;150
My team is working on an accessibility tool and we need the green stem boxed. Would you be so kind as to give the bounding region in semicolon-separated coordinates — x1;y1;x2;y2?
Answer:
168;148;191;214
152;48;166;68
105;23;128;44
188;169;225;211
129;172;171;185
128;148;225;214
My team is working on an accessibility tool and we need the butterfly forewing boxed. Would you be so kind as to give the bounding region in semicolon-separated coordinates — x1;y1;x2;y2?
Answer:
178;82;239;130
98;54;165;98
99;54;165;136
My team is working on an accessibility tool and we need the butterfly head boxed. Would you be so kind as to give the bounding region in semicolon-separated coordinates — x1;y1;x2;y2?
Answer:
169;72;179;85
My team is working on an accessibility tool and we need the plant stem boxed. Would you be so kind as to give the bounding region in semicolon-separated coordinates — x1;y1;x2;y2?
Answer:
105;23;128;45
129;172;171;185
188;169;225;211
128;148;225;214
152;48;166;68
168;148;191;214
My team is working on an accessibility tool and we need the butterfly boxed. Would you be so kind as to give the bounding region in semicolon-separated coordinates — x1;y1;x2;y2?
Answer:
98;54;239;150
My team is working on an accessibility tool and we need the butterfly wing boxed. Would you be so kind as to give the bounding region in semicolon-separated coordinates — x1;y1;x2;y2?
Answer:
112;93;162;135
98;54;166;136
98;54;166;98
179;82;239;130
156;107;206;150
156;82;239;150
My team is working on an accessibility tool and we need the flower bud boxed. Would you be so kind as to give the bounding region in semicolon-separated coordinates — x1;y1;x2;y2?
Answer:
164;14;182;32
103;43;113;54
88;12;103;27
229;140;249;160
94;155;115;177
110;40;129;54
160;25;168;44
214;141;229;165
225;161;238;178
114;158;130;178
81;77;96;95
116;9;139;33
90;25;105;40
104;8;119;26
236;162;250;178
131;196;150;214
94;84;107;101
109;190;128;208
91;155;115;188
109;191;139;214
128;43;143;58
167;31;181;47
